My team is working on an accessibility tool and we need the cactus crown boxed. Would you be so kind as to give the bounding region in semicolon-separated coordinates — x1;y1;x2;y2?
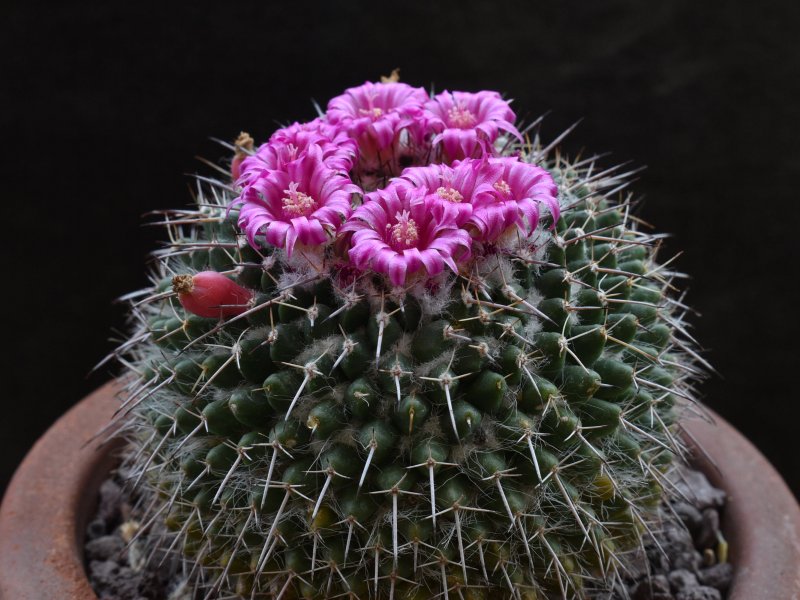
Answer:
108;79;705;599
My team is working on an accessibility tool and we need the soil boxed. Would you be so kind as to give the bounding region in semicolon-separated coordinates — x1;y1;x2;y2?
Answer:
85;466;733;600
602;466;734;600
83;476;190;600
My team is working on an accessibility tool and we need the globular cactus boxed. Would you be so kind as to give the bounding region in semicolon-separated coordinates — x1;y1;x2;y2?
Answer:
110;77;704;600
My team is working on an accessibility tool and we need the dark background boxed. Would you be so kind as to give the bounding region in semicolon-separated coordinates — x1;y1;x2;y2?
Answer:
2;1;798;498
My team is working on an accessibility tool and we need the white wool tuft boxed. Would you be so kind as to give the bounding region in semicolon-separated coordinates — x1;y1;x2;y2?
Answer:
412;276;456;324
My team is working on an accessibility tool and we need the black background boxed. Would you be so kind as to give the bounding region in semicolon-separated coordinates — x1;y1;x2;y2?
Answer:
2;0;798;498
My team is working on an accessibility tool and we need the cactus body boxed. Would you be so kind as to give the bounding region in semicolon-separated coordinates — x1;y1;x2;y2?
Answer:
110;82;703;599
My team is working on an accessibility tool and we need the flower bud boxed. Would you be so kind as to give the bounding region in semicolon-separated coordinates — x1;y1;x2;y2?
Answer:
172;271;253;318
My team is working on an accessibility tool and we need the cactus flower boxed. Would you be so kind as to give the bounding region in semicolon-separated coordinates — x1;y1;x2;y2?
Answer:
425;90;522;160
235;119;357;200
268;118;358;172
326;81;430;150
476;157;560;239
343;183;471;285
396;159;556;243
395;160;500;229
234;146;359;256
172;271;253;318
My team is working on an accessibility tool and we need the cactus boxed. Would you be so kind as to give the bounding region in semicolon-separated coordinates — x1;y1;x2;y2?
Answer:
108;79;705;599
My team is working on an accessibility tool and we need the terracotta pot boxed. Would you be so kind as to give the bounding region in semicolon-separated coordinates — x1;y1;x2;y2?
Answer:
1;383;798;599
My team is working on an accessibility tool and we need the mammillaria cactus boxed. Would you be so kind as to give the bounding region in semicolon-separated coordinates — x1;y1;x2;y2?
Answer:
110;75;704;599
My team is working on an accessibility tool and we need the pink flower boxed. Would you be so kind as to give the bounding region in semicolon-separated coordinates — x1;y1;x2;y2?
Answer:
397;158;559;243
425;91;522;161
234;146;359;256
341;183;471;286
327;82;434;189
470;157;559;241
269;118;357;172
395;161;496;227
327;82;430;150
235;119;357;197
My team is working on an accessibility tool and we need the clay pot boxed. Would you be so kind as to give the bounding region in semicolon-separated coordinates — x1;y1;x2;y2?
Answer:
1;383;798;599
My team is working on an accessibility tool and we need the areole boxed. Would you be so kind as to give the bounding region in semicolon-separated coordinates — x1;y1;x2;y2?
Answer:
0;382;798;599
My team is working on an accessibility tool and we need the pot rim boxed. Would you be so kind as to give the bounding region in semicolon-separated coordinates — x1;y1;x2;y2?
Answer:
0;381;122;600
680;414;800;598
0;382;798;599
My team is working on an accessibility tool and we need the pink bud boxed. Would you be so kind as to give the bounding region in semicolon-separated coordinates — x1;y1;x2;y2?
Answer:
172;272;253;318
231;154;245;181
231;132;255;181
